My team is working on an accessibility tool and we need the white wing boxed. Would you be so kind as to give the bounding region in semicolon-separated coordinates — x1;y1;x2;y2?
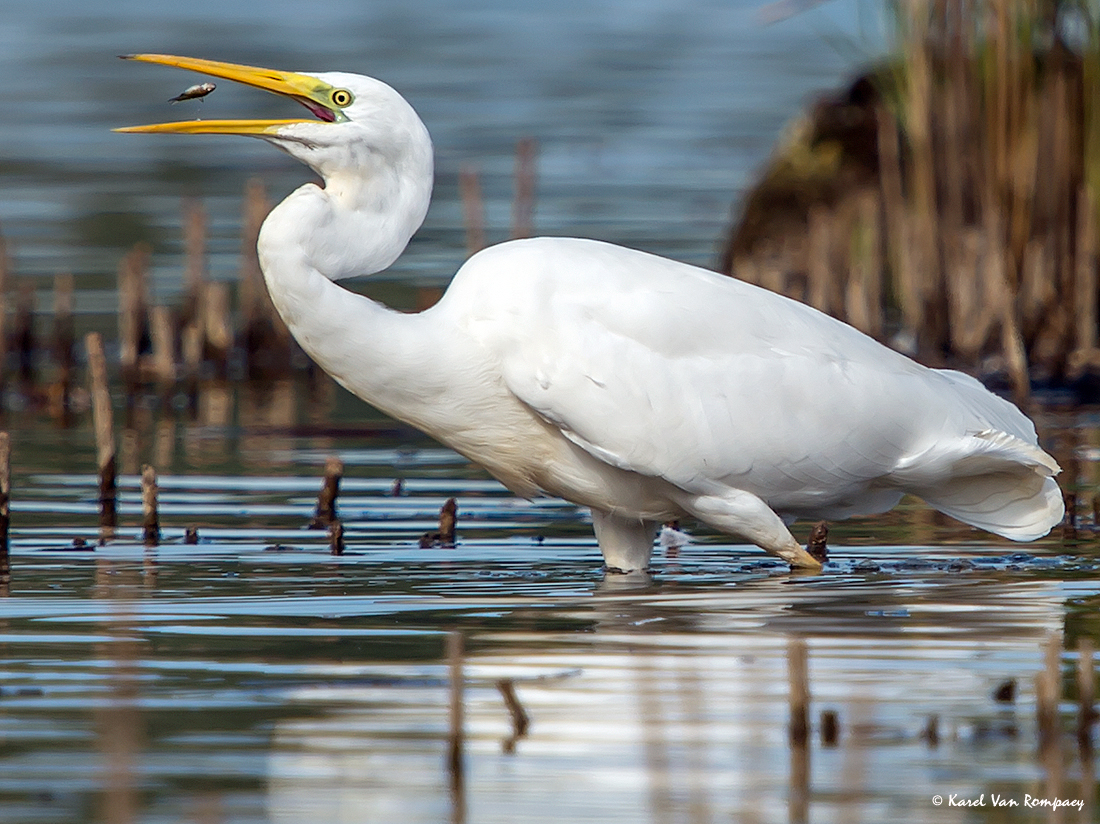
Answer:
457;237;1055;524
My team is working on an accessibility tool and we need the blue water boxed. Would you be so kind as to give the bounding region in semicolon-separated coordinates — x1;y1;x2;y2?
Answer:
0;0;881;298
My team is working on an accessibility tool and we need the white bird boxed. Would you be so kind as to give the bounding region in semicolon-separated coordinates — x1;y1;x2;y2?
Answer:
117;54;1064;573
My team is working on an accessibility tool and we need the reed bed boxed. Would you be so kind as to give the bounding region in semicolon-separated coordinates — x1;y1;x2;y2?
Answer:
722;0;1100;405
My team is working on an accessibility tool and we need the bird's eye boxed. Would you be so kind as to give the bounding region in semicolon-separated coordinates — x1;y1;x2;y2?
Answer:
331;89;353;107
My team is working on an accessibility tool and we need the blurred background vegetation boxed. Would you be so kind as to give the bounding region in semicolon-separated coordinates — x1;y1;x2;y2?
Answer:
725;0;1100;406
4;0;1100;412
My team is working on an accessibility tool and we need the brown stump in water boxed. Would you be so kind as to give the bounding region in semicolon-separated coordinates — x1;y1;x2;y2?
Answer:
420;498;458;548
116;244;151;391
1064;490;1078;541
181;197;207;328
1036;635;1061;754
460;164;486;256
201;282;233;378
85;333;117;542
310;456;343;529
1078;639;1097;752
13;281;36;391
787;636;810;824
447;631;465;780
497;678;530;753
329;521;345;556
0;223;9;396
922;715;940;747
512;137;538;240
993;678;1017;703
820;709;839;746
806;521;829;564
141;465;159;547
238;178;293;378
0;432;10;585
51;274;76;422
438;498;457;547
149;306;175;387
787;637;810;745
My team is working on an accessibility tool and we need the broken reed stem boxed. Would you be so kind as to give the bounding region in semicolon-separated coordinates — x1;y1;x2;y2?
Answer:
512;136;537;239
201;282;232;376
238;177;269;335
459;164;486;255
787;635;810;824
806;206;831;314
0;222;9;392
85;332;117;540
1066;492;1080;542
447;631;465;780
1037;633;1062;754
0;432;10;585
922;714;940;747
180;321;202;399
14;281;35;387
329;521;345;555
787;636;809;745
439;498;457;548
117;243;150;388
311;456;343;529
150;306;175;386
141;465;159;547
820;709;839;747
497;678;530;752
1074;187;1098;360
52;274;75;418
183;197;207;324
1079;638;1096;751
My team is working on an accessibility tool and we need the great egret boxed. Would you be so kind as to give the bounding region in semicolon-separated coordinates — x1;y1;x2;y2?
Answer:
118;54;1064;572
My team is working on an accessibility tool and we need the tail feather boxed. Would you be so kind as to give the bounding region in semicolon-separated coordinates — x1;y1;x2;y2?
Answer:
893;430;1064;541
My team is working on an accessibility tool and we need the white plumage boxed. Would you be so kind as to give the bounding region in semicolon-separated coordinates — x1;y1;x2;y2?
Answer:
120;55;1064;572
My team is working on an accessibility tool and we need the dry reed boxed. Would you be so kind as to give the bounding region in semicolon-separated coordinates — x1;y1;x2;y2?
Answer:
723;0;1100;404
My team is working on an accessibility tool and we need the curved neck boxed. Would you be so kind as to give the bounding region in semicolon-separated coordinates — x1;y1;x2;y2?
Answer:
261;164;430;283
266;255;455;428
256;186;451;430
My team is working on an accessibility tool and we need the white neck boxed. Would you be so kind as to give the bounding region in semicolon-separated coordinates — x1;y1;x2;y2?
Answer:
256;180;451;430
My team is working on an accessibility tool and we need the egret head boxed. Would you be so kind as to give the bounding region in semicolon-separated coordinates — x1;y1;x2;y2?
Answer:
117;54;434;278
115;54;433;192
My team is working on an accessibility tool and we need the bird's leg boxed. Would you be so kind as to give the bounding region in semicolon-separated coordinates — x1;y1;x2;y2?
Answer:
591;510;659;573
684;490;823;569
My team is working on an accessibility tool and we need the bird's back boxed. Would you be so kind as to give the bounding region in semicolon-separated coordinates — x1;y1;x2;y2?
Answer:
444;237;1061;538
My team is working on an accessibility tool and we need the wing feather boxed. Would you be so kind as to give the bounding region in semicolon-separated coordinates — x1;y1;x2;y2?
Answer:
459;237;1050;521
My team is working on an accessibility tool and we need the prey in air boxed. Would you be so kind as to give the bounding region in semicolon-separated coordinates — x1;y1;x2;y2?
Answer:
169;82;215;103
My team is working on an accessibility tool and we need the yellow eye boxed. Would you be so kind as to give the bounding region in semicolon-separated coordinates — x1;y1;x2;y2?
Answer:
331;89;353;107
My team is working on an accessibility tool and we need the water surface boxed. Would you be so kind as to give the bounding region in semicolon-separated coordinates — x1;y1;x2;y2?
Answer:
2;404;1099;823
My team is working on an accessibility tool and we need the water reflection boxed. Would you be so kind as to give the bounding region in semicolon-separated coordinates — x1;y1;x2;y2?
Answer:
257;575;1091;823
92;560;144;824
2;385;1100;822
1;534;1098;823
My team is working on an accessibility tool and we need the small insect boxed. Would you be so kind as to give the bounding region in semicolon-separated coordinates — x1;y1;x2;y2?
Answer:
168;82;216;104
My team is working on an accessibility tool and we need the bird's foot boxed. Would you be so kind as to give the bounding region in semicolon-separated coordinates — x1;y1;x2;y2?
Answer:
778;536;822;567
603;563;650;575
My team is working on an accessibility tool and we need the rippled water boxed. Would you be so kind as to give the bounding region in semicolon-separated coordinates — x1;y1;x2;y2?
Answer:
3;395;1100;823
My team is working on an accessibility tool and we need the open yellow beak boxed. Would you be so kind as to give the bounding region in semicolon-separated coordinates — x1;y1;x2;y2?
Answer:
115;53;343;136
